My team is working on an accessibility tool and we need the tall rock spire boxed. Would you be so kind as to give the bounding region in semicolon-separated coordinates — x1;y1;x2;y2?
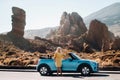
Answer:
11;7;26;37
58;12;87;36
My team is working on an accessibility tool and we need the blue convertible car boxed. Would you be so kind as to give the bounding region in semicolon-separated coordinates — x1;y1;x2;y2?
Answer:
36;52;99;76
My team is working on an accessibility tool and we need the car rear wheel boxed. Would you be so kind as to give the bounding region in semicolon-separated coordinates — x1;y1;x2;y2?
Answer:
80;65;91;76
39;65;51;76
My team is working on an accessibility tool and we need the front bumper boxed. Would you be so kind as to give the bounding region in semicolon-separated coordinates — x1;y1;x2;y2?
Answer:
93;63;99;72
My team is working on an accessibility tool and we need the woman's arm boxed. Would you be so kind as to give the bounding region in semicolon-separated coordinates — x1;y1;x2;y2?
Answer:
53;53;56;60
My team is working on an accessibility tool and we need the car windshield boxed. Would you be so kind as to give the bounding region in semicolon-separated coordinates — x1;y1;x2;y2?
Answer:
69;53;81;60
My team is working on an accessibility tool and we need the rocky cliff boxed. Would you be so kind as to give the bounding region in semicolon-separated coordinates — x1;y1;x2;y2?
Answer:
47;12;93;52
47;12;120;52
58;12;87;36
47;12;87;45
87;19;115;51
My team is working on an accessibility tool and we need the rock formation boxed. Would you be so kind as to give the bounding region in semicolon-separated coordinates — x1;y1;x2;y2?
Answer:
58;12;87;36
67;32;94;53
10;7;26;37
47;12;87;43
6;7;30;51
87;19;115;51
112;37;120;50
46;12;91;52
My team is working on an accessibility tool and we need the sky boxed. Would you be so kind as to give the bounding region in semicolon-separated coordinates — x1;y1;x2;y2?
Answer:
1;0;120;33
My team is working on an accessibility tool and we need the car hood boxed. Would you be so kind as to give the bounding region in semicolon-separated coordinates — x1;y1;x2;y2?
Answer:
79;59;97;63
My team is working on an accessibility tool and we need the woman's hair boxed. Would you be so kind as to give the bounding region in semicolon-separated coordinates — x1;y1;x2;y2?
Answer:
55;47;62;53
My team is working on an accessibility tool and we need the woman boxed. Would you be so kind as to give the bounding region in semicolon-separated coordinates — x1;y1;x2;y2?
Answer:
53;47;64;76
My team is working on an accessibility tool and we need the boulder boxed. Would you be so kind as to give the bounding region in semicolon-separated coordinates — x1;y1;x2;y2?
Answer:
87;19;115;51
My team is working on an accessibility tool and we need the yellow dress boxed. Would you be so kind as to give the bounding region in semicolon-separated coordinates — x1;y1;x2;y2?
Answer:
53;52;63;67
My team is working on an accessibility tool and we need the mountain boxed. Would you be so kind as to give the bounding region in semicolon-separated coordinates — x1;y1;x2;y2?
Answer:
84;2;120;26
24;27;57;39
84;2;120;36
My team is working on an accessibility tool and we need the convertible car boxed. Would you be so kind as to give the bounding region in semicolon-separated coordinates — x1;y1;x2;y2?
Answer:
36;52;99;76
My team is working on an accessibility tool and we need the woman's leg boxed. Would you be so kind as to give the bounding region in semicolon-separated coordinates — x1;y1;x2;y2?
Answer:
57;67;62;76
57;67;59;76
58;67;62;76
59;67;62;75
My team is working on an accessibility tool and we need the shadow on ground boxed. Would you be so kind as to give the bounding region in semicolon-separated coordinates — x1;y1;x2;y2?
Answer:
99;71;120;74
49;73;109;78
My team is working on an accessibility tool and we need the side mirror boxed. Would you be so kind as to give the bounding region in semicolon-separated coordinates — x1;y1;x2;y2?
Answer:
69;58;73;61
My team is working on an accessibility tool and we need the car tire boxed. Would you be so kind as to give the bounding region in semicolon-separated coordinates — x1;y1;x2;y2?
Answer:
80;65;91;76
39;65;51;76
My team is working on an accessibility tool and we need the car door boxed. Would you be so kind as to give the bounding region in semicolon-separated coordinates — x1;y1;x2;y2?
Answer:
62;58;79;71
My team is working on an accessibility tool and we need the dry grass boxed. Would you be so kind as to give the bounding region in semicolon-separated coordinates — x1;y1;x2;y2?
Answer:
0;41;120;67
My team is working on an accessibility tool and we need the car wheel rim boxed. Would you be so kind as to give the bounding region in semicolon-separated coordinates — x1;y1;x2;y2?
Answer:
82;66;90;75
40;67;48;75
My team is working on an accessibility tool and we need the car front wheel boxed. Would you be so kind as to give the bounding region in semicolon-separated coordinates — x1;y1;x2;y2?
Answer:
80;65;91;76
39;65;51;76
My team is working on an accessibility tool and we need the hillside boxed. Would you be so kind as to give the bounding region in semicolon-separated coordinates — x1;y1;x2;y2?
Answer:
84;2;120;36
109;25;120;36
24;27;57;39
84;2;120;26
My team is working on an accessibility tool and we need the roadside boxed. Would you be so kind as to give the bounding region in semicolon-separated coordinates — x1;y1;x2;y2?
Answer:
0;65;120;71
0;65;36;72
99;66;120;71
0;65;36;69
